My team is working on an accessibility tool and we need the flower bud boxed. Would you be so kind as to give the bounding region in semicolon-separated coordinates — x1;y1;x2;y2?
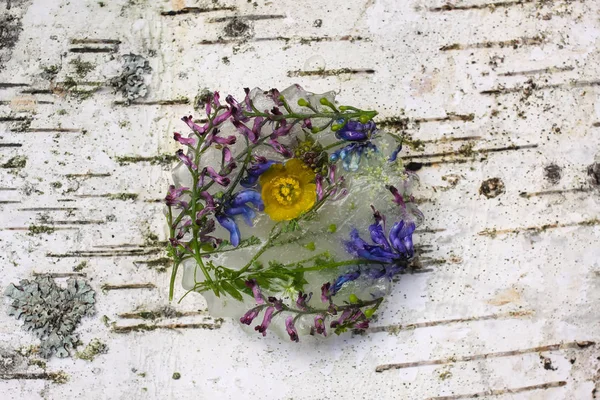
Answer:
349;294;359;304
297;98;310;107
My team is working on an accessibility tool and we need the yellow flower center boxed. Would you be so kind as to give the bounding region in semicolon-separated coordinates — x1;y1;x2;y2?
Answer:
272;176;301;206
259;159;317;222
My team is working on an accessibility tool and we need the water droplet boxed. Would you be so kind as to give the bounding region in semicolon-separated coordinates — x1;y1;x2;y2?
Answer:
303;55;326;80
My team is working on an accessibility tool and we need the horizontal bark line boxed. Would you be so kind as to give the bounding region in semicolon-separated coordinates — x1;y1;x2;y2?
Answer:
47;248;163;257
520;187;594;198
207;14;286;23
401;144;538;160
479;218;600;236
113;99;190;106
426;381;567;400
482;79;600;95
161;6;236;16
288;68;375;77
375;341;595;372
198;35;368;45
101;283;156;291
69;47;116;53
430;0;534;12
368;310;533;334
33;272;87;278
441;36;544;51
0;83;30;88
111;321;223;333
498;65;574;77
71;38;121;44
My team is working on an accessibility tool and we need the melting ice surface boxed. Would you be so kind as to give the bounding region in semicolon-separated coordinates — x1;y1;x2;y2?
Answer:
170;86;422;340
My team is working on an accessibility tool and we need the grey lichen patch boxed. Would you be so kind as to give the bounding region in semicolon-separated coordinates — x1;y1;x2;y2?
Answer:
0;348;26;374
75;339;107;361
5;277;96;358
172;372;181;380
110;54;151;103
223;18;253;38
1;155;27;169
479;177;505;199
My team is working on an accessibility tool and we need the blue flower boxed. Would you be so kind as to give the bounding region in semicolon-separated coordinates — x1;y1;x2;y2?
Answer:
330;142;378;172
335;120;377;142
217;189;264;246
330;120;379;171
241;157;281;188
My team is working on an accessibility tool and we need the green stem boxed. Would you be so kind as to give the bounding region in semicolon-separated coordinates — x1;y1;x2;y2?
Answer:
291;259;376;273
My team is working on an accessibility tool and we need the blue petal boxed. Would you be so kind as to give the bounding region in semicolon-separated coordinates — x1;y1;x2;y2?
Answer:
389;144;402;162
331;271;361;294
389;221;416;256
216;214;240;247
368;222;391;251
231;189;264;210
225;205;256;226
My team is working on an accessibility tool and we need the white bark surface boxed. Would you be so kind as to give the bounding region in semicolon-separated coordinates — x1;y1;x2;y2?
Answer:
1;0;599;399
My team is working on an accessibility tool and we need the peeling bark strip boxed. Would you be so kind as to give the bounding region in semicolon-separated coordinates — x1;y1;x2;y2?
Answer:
70;39;121;45
430;0;533;12
520;187;593;198
369;311;533;334
160;6;236;16
288;68;375;77
46;220;106;225
207;14;286;23
498;65;574;77
101;283;156;291
20;88;52;94
0;143;22;147
74;193;138;200
47;249;162;257
479;218;600;236
401;144;538;160
375;341;594;372
441;36;544;51
112;99;189;106
0;200;21;204
427;381;567;400
112;321;223;333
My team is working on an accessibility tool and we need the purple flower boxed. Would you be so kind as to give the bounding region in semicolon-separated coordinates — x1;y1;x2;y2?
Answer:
270;120;293;139
203;129;236;148
330;309;353;328
203;166;230;186
269;138;292;158
232;117;263;144
285;316;299;342
255;306;275;336
267;296;284;311
296;291;311;310
241;157;281;188
165;185;188;207
226;94;250;122
354;320;370;330
315;175;324;200
240;307;261;325
197;219;222;248
182;115;208;135
314;315;327;336
321;282;332;303
335;120;377;142
213;109;232;126
331;271;361;296
245;279;265;304
173;132;196;146
176;149;197;170
267;88;283;107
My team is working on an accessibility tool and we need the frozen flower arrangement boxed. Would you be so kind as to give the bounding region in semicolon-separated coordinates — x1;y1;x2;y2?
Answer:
164;85;423;341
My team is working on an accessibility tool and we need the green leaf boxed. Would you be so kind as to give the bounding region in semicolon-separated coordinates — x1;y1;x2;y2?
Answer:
220;282;243;301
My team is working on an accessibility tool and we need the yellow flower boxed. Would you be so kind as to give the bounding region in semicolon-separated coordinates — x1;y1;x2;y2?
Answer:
260;158;317;221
